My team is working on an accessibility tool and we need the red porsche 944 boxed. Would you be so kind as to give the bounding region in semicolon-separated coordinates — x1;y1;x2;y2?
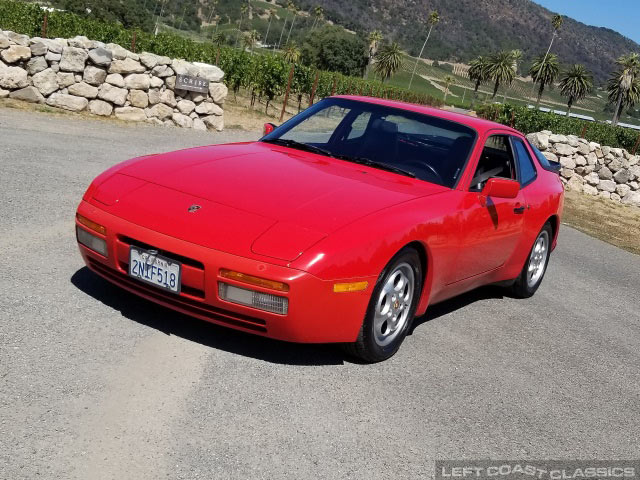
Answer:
76;96;564;362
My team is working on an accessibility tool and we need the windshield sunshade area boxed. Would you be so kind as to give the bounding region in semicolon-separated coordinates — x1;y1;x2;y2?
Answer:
261;98;477;188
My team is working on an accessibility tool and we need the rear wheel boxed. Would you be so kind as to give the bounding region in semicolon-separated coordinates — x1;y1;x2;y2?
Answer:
511;222;552;298
343;247;423;363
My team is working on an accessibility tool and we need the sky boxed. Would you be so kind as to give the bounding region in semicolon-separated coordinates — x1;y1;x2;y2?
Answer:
535;0;640;44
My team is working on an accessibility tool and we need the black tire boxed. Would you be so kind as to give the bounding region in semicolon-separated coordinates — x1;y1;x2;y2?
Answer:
510;222;553;298
342;247;423;363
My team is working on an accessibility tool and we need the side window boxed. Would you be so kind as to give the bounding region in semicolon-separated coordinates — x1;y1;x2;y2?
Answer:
346;112;372;140
281;105;350;144
511;138;537;186
470;135;516;191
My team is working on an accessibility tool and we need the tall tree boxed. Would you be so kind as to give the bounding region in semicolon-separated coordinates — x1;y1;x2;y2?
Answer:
486;51;516;99
608;53;640;126
235;3;249;48
374;42;403;83
467;56;490;107
263;9;274;48
366;30;383;76
285;1;298;46
284;42;301;63
443;75;454;102
408;11;440;90
529;53;560;107
559;64;593;116
529;14;563;98
245;29;260;54
277;17;287;50
311;6;324;31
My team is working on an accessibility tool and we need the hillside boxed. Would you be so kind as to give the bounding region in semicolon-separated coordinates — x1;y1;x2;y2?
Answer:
293;0;640;84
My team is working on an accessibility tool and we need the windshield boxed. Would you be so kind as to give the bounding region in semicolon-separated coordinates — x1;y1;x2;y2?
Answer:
261;98;477;188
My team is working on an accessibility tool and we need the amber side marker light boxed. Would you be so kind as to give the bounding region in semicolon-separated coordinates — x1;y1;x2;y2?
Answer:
76;214;106;235
219;269;290;292
333;281;369;293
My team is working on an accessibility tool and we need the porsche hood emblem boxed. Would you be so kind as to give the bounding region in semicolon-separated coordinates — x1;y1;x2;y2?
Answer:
187;204;201;213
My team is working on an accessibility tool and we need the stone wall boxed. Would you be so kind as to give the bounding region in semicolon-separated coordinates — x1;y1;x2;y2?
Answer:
0;31;227;131
526;131;640;207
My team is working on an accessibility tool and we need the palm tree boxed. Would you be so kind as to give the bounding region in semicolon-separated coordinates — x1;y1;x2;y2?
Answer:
529;53;560;107
283;42;301;63
510;49;523;76
408;11;440;90
530;14;563;98
244;29;260;54
277;17;287;50
468;56;490;107
311;6;324;30
374;42;403;83
211;31;225;47
285;1;297;46
559;64;593;116
366;30;383;76
235;3;249;48
486;51;516;99
263;9;275;48
443;75;454;102
608;53;640;126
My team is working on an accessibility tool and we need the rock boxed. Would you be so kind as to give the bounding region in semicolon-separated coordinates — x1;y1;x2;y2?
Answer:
148;89;161;105
109;58;145;74
542;151;558;163
45;51;61;62
30;42;48;57
560;168;573;179
582;184;598;196
611;148;623;157
171;59;198;76
46;93;88;111
9;86;44;103
128;89;149;108
608;157;623;172
60;47;88;72
610;193;621;202
50;64;60;73
1;45;31;63
601;146;611;156
0;32;9;49
549;133;568;144
40;38;64;54
577;143;590;156
160;89;176;107
613;169;630;184
127;51;140;61
195;101;223;116
97;83;128;106
198;64;224;82
188;91;206;103
584;172;600;186
88;99;113;116
629;156;639;167
621;191;640;206
586;152;598;165
151;64;174;78
163;119;175;127
139;52;161;69
26;55;48;75
115;106;147;122
7;32;29;46
28;68;57;96
598;191;611;200
566;175;583;191
598;180;616;193
629;181;639;191
172;112;193;128
616;184;631;198
192;117;207;131
598;166;613;180
165;76;176;89
147;117;164;126
203;114;224;131
554;143;575;156
146;103;174;120
177;99;196;115
574;155;587;167
574;167;586;175
87;47;112;68
80;66;105;86
105;43;129;60
68;36;94;49
0;88;9;98
209;82;228;105
595;147;603;159
150;76;163;88
566;135;579;147
105;73;125;87
629;165;640;181
0;67;28;89
189;112;198;119
123;73;150;90
68;81;99;99
589;142;600;152
559;157;576;169
56;71;75;88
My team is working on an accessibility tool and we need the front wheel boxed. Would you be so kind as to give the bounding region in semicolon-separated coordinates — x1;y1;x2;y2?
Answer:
510;222;552;298
343;247;423;363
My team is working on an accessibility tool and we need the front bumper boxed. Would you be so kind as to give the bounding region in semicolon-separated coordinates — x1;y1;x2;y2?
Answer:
76;200;375;343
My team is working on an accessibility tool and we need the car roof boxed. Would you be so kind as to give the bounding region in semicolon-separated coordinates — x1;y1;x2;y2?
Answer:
331;95;523;136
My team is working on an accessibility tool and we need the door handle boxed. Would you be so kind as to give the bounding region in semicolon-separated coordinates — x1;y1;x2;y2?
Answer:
513;205;526;214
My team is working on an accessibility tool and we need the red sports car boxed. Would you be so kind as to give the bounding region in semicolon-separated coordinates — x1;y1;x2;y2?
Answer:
76;96;564;362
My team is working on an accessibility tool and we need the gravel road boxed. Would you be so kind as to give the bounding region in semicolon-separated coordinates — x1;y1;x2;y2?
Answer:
1;107;639;480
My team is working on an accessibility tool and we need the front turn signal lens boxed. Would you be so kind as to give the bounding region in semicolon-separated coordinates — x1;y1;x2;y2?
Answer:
333;281;369;293
76;214;106;235
219;269;289;292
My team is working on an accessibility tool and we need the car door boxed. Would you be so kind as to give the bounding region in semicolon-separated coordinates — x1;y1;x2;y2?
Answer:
448;133;526;283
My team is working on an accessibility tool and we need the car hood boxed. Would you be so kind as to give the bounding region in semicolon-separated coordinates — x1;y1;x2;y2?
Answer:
91;142;447;262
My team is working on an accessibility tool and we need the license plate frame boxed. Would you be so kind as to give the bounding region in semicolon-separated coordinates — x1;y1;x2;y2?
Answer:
128;246;182;294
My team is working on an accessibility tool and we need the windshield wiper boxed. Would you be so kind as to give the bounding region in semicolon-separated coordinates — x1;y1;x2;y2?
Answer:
261;138;334;157
262;138;416;178
333;155;416;178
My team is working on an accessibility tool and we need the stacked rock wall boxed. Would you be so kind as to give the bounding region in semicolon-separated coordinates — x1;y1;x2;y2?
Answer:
0;31;227;131
526;131;640;207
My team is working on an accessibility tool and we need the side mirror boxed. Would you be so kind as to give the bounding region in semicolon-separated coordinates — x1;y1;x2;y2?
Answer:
480;178;520;205
263;123;277;136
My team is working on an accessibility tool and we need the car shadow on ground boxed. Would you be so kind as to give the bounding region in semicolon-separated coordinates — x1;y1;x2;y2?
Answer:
71;267;506;366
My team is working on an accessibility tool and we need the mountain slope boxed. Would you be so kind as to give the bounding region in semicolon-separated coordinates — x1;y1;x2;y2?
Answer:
294;0;640;83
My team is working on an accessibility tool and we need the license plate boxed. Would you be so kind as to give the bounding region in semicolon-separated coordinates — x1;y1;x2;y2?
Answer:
129;246;182;294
